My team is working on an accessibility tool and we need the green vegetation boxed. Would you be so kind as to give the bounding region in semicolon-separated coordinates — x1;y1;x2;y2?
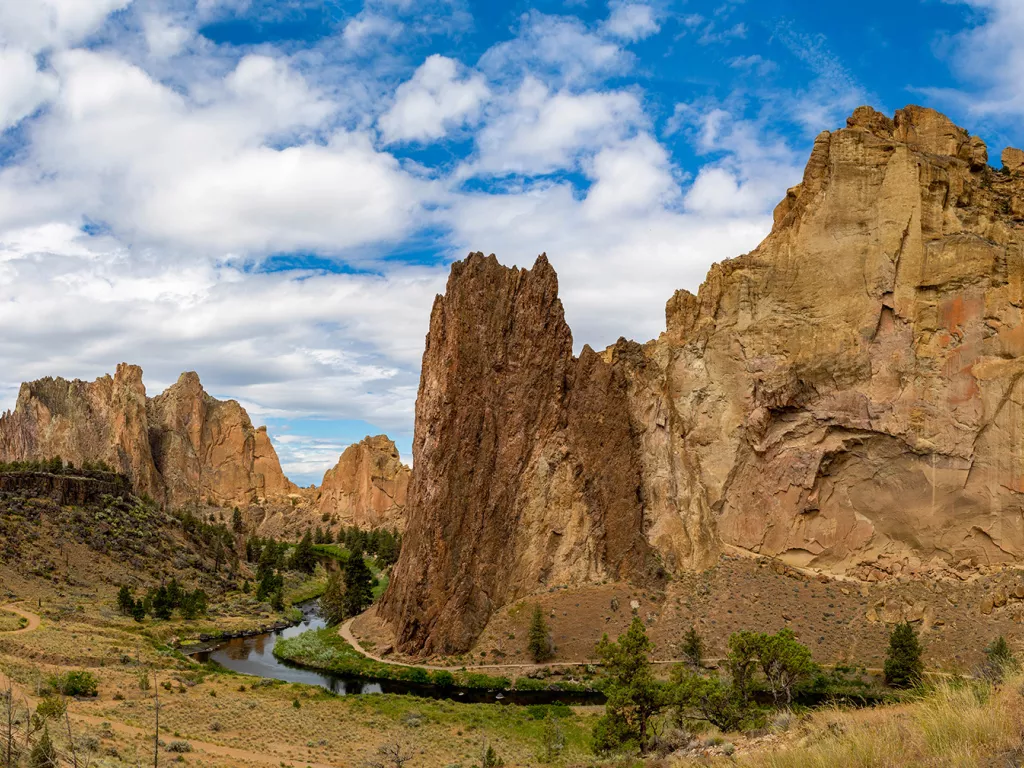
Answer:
884;621;924;689
593;622;824;755
272;627;589;692
527;604;553;662
593;617;664;754
46;670;98;697
114;580;208;622
681;625;704;670
983;635;1019;682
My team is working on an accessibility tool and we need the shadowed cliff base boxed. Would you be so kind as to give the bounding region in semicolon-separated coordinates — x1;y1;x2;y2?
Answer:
382;104;1024;656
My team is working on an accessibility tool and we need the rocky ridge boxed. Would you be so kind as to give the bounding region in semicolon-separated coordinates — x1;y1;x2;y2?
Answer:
382;105;1024;655
0;364;296;508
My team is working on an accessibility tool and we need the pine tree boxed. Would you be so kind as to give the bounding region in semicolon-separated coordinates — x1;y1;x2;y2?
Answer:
290;530;317;574
342;552;374;618
593;617;665;754
116;585;134;616
232;507;244;533
151;585;174;620
681;626;703;670
884;621;924;688
320;570;347;626
528;604;553;662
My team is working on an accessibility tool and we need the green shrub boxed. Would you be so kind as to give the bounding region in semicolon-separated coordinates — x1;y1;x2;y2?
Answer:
48;671;98;697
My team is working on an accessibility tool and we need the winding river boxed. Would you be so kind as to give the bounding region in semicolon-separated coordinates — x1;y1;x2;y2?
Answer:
192;603;605;705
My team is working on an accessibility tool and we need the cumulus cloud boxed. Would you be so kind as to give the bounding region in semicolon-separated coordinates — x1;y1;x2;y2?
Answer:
603;2;660;42
0;49;59;131
480;11;633;86
0;0;133;53
924;0;1024;121
379;55;489;143
468;79;645;176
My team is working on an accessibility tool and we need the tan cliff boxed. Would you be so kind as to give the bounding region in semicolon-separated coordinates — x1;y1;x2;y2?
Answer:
317;435;410;530
382;105;1024;655
0;365;296;508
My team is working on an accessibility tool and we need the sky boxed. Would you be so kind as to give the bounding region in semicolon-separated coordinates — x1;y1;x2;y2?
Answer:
1;0;1022;486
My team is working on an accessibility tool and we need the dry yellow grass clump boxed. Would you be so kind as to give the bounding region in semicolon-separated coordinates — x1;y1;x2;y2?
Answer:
721;675;1024;768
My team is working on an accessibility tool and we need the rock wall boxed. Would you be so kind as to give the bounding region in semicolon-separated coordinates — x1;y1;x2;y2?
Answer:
0;365;295;508
317;435;410;530
383;105;1024;654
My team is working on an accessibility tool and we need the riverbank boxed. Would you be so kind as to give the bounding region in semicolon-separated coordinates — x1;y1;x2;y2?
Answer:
273;625;603;698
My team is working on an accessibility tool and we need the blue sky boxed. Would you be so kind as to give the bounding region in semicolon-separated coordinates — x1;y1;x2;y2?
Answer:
0;0;1021;485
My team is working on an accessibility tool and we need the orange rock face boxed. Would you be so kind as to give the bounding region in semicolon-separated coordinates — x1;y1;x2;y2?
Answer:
317;435;409;530
384;105;1024;654
0;366;295;508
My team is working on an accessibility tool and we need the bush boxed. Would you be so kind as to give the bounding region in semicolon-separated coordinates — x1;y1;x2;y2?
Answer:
165;741;193;753
48;671;98;697
431;670;455;687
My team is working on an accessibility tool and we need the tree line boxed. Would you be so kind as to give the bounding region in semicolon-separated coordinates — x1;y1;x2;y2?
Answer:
588;614;1018;756
116;580;208;622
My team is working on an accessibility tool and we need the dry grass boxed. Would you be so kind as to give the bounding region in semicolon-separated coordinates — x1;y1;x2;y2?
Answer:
704;675;1024;768
0;609;27;632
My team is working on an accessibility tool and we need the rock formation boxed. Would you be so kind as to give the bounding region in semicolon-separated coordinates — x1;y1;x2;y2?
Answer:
383;105;1024;655
0;365;296;507
380;254;653;655
317;435;410;530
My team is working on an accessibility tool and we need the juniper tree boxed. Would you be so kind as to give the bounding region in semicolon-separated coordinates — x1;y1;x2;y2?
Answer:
884;621;924;688
528;604;553;662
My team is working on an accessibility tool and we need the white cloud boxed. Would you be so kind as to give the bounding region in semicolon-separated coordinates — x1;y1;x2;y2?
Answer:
603;2;660;42
342;13;404;49
678;105;802;216
480;11;633;86
468;79;645;176
0;49;59;131
925;0;1024;121
379;55;489;143
142;13;192;59
0;0;133;53
20;49;433;255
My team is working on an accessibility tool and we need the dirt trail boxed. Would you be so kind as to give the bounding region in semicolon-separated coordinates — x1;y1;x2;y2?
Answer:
0;603;41;634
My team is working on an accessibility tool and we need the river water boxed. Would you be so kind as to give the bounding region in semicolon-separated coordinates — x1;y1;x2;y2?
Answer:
191;603;605;705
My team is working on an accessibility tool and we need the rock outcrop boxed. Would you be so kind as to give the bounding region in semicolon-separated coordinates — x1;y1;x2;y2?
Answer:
380;254;653;655
0;365;296;507
383;105;1024;655
317;435;410;530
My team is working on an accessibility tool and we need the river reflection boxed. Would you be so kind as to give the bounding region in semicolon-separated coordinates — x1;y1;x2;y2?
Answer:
193;607;385;695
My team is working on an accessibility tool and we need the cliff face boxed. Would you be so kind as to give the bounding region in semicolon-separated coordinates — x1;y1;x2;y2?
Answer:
317;435;410;530
383;105;1024;654
0;366;296;508
380;254;653;655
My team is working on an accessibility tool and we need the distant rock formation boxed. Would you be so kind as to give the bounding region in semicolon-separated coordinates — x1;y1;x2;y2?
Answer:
383;105;1024;655
0;364;296;508
317;435;409;530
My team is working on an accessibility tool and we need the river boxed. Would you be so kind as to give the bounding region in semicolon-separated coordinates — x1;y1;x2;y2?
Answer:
191;603;605;706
